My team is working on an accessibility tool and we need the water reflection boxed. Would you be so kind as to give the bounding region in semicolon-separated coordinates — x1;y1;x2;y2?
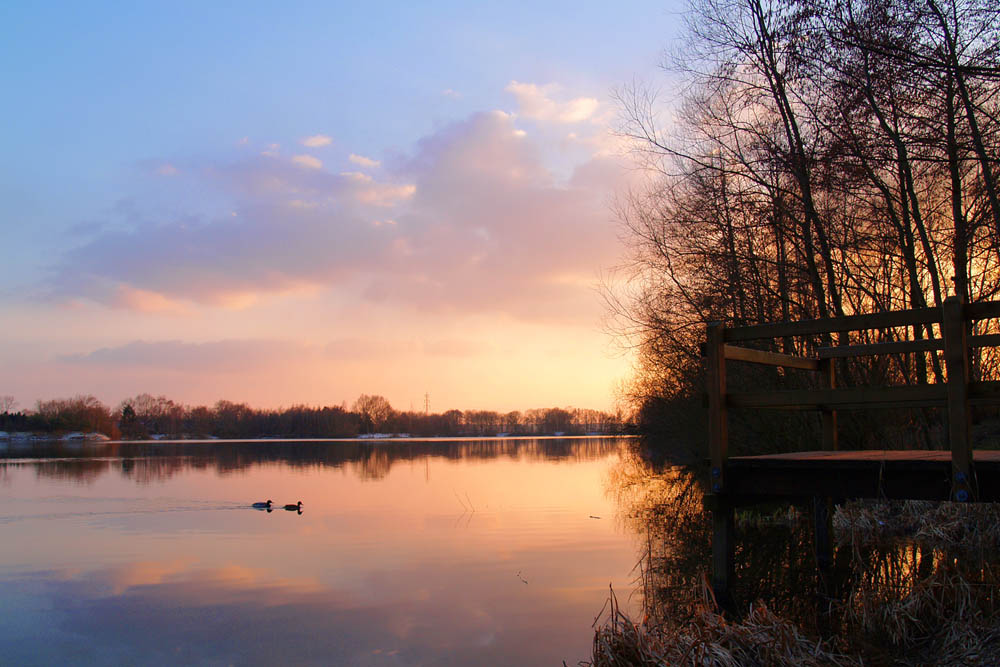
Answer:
604;449;712;625
5;561;575;665
608;451;841;632
608;449;1000;664
1;437;622;484
0;437;638;666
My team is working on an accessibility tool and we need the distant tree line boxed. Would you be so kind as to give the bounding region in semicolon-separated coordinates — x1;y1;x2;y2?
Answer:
607;0;1000;455
0;392;626;440
0;395;119;437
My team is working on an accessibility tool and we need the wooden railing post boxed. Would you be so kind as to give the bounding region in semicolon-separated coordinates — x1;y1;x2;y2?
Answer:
706;322;733;605
942;295;974;501
820;358;838;452
707;322;729;488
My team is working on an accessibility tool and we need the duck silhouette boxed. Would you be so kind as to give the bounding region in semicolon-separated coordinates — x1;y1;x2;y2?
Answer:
252;500;273;510
283;501;303;512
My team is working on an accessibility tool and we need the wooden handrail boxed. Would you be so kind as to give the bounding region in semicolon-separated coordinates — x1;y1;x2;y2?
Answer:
706;297;999;503
724;307;940;342
726;384;948;410
814;333;1000;359
704;297;999;601
966;301;1000;320
714;381;1000;410
973;333;1000;348
721;300;1000;342
716;329;998;366
722;345;820;371
816;338;943;358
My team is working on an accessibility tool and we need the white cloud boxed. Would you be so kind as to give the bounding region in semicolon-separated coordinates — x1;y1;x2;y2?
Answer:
156;164;178;176
349;154;380;168
504;81;599;124
301;134;333;148
442;89;462;99
292;154;323;169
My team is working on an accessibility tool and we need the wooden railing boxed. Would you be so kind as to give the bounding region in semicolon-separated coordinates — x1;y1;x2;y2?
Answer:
705;296;1000;503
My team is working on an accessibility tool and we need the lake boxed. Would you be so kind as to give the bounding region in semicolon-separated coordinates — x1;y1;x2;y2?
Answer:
0;437;643;666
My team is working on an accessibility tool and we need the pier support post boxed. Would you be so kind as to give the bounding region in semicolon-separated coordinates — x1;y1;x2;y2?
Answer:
705;322;734;608
813;494;836;635
711;496;735;611
816;358;836;573
813;496;833;571
943;296;974;501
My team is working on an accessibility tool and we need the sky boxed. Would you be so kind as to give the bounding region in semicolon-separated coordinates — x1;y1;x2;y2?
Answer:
0;1;683;413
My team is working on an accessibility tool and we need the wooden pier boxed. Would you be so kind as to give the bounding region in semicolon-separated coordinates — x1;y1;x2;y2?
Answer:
703;296;1000;603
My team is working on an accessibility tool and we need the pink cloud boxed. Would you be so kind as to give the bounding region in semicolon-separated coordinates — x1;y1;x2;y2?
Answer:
48;110;631;324
505;81;600;124
111;285;188;314
291;154;323;169
59;339;314;373
300;134;333;148
348;153;380;168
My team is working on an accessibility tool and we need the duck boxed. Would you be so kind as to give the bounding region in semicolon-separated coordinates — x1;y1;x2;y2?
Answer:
283;501;303;511
252;499;273;509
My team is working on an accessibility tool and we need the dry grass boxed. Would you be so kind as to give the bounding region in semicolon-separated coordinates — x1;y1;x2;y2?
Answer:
835;499;1000;559
844;563;1000;664
586;497;1000;666
583;585;857;667
836;500;1000;664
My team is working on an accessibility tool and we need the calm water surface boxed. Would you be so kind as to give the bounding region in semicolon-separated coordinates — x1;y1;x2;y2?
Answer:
0;437;642;665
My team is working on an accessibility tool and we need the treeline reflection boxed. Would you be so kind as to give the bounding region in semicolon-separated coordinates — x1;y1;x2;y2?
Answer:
1;437;626;485
611;451;846;633
610;448;1000;662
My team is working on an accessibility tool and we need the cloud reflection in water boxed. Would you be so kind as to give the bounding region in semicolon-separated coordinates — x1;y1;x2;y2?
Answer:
0;438;639;665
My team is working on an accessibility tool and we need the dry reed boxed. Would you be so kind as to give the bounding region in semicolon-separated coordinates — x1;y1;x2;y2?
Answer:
836;500;1000;664
583;584;857;667
585;498;1000;666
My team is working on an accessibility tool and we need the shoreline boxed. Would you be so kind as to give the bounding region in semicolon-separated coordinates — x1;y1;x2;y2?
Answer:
1;433;636;446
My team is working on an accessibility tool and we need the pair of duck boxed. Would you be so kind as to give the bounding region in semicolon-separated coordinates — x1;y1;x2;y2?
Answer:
252;500;302;512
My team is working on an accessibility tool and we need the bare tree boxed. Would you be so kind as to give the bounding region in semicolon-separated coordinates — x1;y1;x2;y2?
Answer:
608;0;1000;441
353;394;394;433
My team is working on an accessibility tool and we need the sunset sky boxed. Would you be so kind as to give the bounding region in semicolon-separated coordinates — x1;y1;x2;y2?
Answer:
1;2;682;413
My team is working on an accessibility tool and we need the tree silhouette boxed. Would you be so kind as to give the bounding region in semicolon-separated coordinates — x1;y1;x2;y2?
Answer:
352;394;394;433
